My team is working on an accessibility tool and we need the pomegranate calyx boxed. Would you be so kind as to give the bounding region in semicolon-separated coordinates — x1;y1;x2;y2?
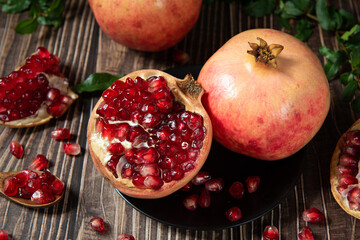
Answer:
176;74;203;99
247;37;284;68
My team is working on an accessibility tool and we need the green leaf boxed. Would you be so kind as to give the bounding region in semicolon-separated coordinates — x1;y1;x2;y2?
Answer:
351;96;360;112
329;7;343;30
319;46;347;79
14;18;38;34
342;80;358;102
1;0;31;13
281;1;304;19
278;17;291;30
339;9;356;29
341;24;359;41
350;46;360;69
340;72;354;85
72;73;125;94
295;18;312;41
292;0;310;11
243;0;276;18
315;0;335;31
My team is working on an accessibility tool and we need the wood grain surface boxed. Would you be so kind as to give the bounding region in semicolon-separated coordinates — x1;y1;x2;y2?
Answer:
0;0;359;239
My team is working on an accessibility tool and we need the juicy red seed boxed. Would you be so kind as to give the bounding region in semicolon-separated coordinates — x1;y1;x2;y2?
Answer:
63;143;81;156
14;171;29;187
226;207;242;222
349;201;360;211
121;163;134;178
181;181;193;192
46;88;61;102
25;178;41;194
298;226;314;240
107;143;125;155
39;171;55;184
31;188;55;204
192;171;212;185
205;178;224;192
229;181;245;199
338;175;358;188
339;154;358;167
10;140;23;158
50;178;65;195
143;175;164;190
115;123;130;141
0;229;9;240
345;130;360;146
90;217;105;232
302;207;325;223
51;128;71;140
336;165;357;177
29;154;49;170
102;89;118;102
132;175;146;188
117;233;135;240
47;102;67;117
246;176;260;193
262;225;279;240
198;188;211;208
183;194;198;211
4;178;18;196
36;46;50;58
347;187;360;203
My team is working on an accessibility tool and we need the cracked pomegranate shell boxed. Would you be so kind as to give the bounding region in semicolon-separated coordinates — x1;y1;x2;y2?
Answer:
0;47;78;128
87;70;212;199
330;118;360;219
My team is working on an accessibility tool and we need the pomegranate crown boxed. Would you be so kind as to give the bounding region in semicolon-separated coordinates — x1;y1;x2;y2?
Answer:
247;37;284;68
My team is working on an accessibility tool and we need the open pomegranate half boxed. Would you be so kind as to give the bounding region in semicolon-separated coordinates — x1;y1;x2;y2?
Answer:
87;70;212;199
0;47;78;128
330;118;360;219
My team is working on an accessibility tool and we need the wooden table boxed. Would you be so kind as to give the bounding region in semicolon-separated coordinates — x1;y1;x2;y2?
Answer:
0;1;359;239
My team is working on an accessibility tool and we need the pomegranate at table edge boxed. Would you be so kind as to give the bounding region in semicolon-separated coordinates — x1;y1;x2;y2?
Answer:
88;0;202;52
197;28;330;160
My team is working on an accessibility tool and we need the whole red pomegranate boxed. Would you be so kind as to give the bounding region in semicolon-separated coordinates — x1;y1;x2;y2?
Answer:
197;29;330;160
88;0;202;52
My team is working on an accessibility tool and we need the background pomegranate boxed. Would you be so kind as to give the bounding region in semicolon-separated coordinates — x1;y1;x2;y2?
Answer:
197;28;330;160
87;70;212;199
88;0;202;52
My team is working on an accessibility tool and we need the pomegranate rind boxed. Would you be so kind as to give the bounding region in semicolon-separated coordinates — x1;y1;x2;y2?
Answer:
330;118;360;219
87;69;212;199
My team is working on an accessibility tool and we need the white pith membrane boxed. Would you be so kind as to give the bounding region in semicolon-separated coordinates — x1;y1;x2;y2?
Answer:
0;73;78;128
88;70;212;199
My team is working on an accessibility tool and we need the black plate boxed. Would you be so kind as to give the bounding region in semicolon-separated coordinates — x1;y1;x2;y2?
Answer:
116;65;306;230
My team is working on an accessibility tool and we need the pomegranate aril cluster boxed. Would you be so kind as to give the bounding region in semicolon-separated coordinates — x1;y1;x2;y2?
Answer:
0;47;71;122
3;169;64;204
95;76;206;190
336;130;360;211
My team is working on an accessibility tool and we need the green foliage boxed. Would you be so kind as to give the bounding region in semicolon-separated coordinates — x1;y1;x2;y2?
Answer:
0;0;64;34
72;73;125;94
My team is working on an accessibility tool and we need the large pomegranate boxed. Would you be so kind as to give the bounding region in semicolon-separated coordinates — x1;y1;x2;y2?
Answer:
197;29;330;160
87;70;212;199
0;47;78;128
330;118;360;219
88;0;202;52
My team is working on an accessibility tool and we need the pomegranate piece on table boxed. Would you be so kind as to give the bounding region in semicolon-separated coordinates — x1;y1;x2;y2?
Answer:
117;233;135;240
298;226;314;240
9;140;23;158
62;143;81;156
0;229;8;240
229;181;245;199
225;206;242;222
87;70;212;199
246;176;260;193
330;119;360;219
262;225;279;240
0;47;78;128
302;207;325;223
90;217;105;232
183;194;198;211
29;154;49;170
51;128;71;140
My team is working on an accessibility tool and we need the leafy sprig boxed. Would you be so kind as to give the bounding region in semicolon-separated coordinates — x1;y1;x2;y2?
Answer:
0;0;64;34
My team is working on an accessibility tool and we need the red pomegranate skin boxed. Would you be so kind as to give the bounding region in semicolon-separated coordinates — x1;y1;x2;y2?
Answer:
197;29;330;160
88;0;202;52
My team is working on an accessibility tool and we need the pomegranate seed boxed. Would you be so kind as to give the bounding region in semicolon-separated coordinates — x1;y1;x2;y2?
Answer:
229;181;245;199
50;178;65;195
205;178;224;192
339;175;358;188
298;226;314;240
117;233;135;240
262;225;279;240
198;188;211;208
183;194;198;211
226;207;242;222
339;154;358;167
4;178;18;196
246;176;260;193
31;188;55;204
29;154;49;170
107;142;125;155
25;177;41;194
0;229;8;240
347;187;360;203
302;207;325;223
51;128;71;140
39;171;55;184
9;140;23;158
143;175;164;190
63;143;81;155
46;88;61;102
90;217;105;232
192;171;212;185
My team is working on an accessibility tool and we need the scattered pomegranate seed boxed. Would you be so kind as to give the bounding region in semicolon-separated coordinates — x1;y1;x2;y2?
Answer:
302;207;325;223
183;194;198;211
9;140;23;158
192;171;212;185
198;188;211;208
0;229;8;240
205;178;224;192
246;176;260;193
62;143;81;156
90;217;105;232
229;181;245;199
51;128;71;140
50;178;65;195
298;226;314;240
31;188;55;204
226;206;242;222
262;225;279;240
29;154;49;170
117;233;135;240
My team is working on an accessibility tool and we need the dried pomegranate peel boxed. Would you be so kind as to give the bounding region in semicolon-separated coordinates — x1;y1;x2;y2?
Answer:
0;47;78;128
87;69;212;199
331;118;360;219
